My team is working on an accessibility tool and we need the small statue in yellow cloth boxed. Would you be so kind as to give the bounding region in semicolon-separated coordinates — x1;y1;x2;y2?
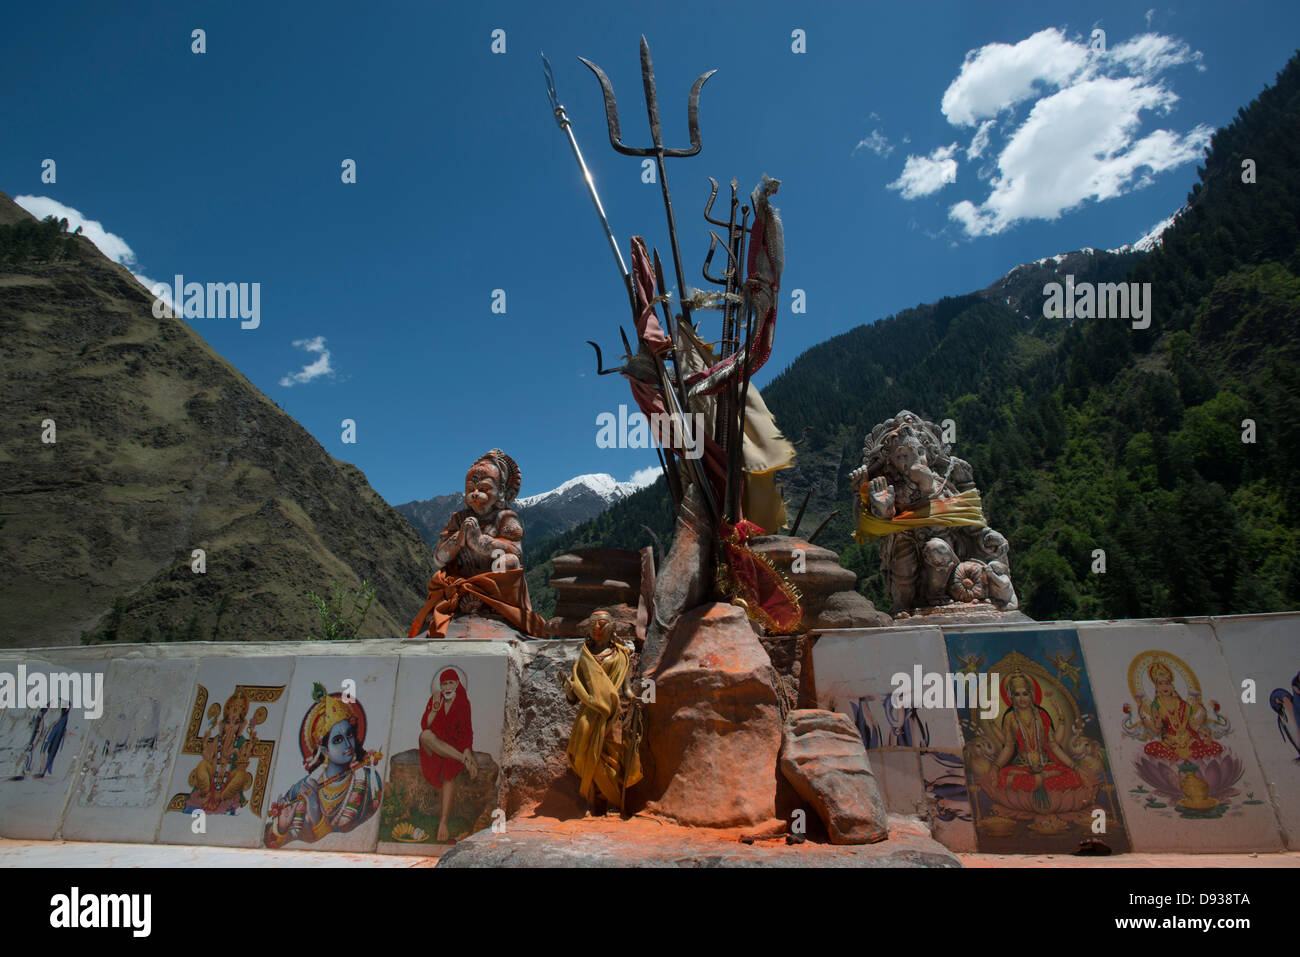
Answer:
562;609;643;812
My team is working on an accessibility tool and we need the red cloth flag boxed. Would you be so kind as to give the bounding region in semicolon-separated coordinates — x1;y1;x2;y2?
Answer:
684;176;784;396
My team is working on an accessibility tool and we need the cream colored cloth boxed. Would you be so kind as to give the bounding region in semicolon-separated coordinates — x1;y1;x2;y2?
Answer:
676;322;795;531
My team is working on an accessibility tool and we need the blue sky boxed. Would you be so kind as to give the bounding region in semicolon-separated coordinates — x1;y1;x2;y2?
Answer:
5;1;1298;506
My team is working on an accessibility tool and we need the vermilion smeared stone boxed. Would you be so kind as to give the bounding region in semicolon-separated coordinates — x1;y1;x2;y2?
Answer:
640;603;784;827
779;709;889;844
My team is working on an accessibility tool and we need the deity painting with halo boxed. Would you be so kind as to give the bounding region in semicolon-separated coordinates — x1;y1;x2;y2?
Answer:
418;666;477;844
954;643;1124;850
378;661;502;849
1122;651;1243;818
967;660;1107;832
263;683;383;847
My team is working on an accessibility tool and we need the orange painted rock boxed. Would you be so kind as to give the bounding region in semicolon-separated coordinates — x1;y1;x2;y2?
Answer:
779;709;888;844
435;615;530;641
640;603;784;827
639;484;712;673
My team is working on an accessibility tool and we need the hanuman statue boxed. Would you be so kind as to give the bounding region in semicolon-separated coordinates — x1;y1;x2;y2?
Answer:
408;449;547;639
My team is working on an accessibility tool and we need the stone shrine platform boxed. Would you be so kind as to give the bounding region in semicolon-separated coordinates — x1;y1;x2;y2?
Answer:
2;612;1296;863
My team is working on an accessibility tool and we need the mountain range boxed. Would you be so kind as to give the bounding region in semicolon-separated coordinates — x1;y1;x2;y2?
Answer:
522;51;1300;623
5;50;1296;643
396;473;642;551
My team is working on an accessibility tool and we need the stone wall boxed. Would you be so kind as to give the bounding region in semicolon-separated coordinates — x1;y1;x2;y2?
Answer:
2;611;1295;855
812;613;1300;854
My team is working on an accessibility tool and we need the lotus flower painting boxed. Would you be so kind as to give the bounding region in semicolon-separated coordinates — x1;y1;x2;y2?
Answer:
1121;650;1261;820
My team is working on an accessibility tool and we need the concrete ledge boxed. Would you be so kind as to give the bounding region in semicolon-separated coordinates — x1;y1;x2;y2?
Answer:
436;814;960;868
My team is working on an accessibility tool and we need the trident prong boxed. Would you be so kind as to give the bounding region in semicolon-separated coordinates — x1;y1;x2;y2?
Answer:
703;176;750;231
703;177;727;227
578;37;716;340
587;340;626;376
578;39;715;158
702;230;737;285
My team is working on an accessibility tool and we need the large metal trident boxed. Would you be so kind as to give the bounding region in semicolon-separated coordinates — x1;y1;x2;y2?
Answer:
579;37;716;337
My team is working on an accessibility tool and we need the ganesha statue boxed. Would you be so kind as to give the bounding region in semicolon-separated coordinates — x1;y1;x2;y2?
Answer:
408;449;547;639
849;411;1017;616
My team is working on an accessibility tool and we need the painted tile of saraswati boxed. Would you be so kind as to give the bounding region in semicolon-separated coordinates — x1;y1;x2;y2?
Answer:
377;654;507;853
1080;621;1283;853
157;657;292;848
945;629;1130;854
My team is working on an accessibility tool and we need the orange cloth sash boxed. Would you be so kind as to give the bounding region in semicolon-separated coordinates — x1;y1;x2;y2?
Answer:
408;567;547;639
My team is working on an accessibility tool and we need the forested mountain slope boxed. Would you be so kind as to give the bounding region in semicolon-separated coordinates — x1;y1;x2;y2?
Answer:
525;51;1300;622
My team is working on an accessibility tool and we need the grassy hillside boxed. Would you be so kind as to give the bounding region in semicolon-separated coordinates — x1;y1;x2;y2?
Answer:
0;197;437;646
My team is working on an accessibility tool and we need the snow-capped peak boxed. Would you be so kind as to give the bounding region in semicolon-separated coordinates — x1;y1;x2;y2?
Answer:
1109;207;1185;255
1007;248;1096;275
515;473;637;509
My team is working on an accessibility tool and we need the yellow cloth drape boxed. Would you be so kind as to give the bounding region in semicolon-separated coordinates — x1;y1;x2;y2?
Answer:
854;487;988;543
565;643;642;807
741;468;787;537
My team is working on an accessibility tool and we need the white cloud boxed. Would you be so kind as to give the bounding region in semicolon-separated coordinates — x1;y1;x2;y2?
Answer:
888;143;959;200
948;76;1212;237
892;25;1210;237
279;336;334;387
966;119;995;160
853;129;894;158
627;466;661;488
940;28;1089;127
1145;8;1156;28
13;194;175;307
1109;33;1202;78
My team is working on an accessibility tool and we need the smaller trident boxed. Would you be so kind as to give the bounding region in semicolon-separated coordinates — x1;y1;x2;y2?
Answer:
579;37;716;337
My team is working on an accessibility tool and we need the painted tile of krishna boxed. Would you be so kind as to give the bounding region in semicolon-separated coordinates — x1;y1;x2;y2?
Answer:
263;683;383;848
